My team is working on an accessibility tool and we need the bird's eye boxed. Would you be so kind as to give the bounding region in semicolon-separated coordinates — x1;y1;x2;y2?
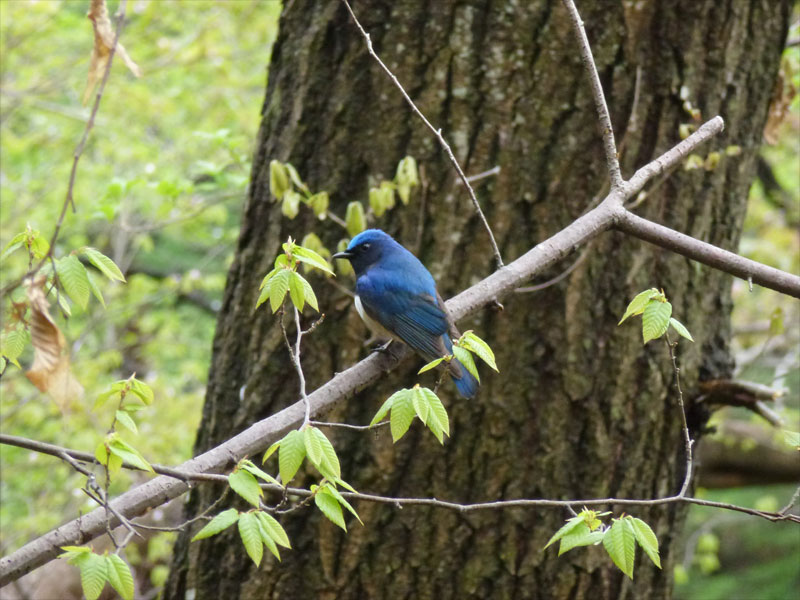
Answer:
362;243;371;250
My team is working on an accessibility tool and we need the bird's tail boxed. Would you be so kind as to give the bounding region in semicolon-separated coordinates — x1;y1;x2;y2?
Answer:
443;335;479;399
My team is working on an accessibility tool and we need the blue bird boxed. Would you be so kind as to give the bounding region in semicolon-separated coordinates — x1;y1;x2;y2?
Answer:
333;229;478;398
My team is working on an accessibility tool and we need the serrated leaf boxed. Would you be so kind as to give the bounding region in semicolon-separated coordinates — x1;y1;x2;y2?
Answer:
1;327;30;367
310;427;341;479
256;511;291;548
259;268;278;291
278;429;306;484
83;247;126;282
389;392;415;442
269;160;290;200
325;485;363;525
630;517;661;568
86;270;105;308
228;469;263;507
370;391;400;425
618;288;660;325
282;189;302;219
191;508;240;541
108;439;154;473
544;516;583;550
77;552;108;600
345;201;366;237
558;523;604;555
421;387;449;440
297;273;318;311
105;554;134;600
288;271;306;311
642;301;672;343
127;377;154;405
304;426;323;466
254;515;282;560
238;512;264;566
453;346;480;382
241;460;281;486
115;410;137;434
263;440;280;463
269;269;291;313
315;488;346;530
60;545;93;557
418;357;446;375
603;518;637;579
411;386;430;424
669;317;694;342
58;254;91;310
292;245;335;276
461;331;498;372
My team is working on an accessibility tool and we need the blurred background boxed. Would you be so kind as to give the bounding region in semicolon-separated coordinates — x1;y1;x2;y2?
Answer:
0;2;796;598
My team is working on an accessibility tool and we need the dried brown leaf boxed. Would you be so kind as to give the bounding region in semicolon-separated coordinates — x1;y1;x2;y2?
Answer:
82;0;141;105
763;56;797;145
25;281;83;410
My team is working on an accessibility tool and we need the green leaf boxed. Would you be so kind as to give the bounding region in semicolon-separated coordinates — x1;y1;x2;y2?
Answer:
559;523;605;555
369;185;395;217
544;516;583;550
129;378;154;405
105;554;134;600
291;245;335;275
282;189;302;219
618;288;660;325
60;545;93;557
228;468;263;507
256;510;291;548
76;552;108;600
630;517;661;569
453;346;480;382
421;387;450;442
315;487;347;531
1;231;27;260
345;201;367;237
460;331;499;372
269;160;290;200
642;300;672;343
288;271;307;311
278;429;306;484
389;391;415;442
603;518;637;579
29;234;50;259
192;508;240;541
241;460;280;486
370;391;400;425
310;427;341;479
769;307;784;336
263;440;280;463
58;254;91;310
1;327;30;368
115;410;137;434
108;438;154;473
284;162;308;192
269;269;291;312
86;270;105;308
304;426;323;466
0;356;5;373
395;156;419;204
783;430;800;450
325;485;363;525
334;239;354;276
308;191;329;218
83;247;126;282
669;317;694;342
238;512;264;566
411;386;430;424
418;357;445;375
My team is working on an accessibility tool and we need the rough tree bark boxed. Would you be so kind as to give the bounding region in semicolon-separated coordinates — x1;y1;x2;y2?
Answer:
165;1;789;598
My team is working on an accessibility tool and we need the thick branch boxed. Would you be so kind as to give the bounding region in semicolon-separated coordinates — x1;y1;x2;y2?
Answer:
615;210;800;298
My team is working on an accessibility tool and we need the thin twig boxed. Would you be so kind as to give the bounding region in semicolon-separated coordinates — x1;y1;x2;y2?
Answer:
309;420;389;431
514;244;591;293
340;0;504;268
560;0;623;190
131;489;230;533
462;166;501;185
665;333;694;497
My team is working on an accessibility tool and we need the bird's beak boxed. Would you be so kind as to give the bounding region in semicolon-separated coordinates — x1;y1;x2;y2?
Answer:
332;250;353;260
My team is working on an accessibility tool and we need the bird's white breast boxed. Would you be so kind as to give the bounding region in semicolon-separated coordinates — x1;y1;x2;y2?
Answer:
354;295;396;341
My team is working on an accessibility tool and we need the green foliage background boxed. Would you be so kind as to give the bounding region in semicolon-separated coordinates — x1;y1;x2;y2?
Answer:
0;1;796;597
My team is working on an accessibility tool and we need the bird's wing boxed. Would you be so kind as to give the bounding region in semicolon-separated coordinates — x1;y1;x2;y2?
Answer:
356;272;450;359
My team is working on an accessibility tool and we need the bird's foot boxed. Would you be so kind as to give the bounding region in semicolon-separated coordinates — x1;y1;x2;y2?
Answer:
370;340;393;354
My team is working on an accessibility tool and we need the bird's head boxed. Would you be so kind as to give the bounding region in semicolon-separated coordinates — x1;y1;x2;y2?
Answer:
333;229;398;275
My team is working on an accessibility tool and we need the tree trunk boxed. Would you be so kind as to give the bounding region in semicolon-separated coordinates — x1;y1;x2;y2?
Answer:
165;1;789;598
